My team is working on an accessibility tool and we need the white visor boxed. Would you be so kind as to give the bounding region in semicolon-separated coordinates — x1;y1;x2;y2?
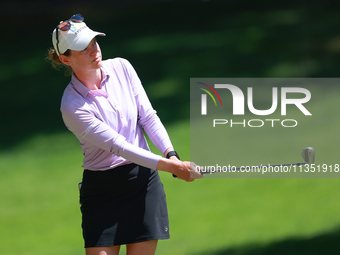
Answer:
52;21;105;55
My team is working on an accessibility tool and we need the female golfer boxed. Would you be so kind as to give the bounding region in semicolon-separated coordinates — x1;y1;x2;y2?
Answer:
48;14;202;255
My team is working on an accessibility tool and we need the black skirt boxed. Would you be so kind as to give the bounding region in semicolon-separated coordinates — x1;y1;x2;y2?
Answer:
80;164;170;248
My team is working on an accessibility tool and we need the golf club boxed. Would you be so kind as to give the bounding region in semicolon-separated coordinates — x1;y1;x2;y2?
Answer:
198;147;315;174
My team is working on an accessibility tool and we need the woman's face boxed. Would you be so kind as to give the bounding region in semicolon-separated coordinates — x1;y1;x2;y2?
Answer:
61;37;102;72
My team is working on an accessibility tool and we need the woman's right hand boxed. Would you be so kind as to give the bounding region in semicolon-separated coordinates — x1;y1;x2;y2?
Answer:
157;158;204;182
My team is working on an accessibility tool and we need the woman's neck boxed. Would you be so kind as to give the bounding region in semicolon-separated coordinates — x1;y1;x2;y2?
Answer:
74;68;102;90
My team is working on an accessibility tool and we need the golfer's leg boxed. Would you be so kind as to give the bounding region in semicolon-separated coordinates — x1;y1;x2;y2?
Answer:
126;240;158;255
85;245;120;255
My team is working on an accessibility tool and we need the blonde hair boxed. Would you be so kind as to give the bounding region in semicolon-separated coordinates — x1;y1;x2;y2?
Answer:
46;48;73;76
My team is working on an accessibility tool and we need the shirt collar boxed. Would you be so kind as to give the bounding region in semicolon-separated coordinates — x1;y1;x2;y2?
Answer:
101;64;110;83
70;66;110;98
71;73;90;98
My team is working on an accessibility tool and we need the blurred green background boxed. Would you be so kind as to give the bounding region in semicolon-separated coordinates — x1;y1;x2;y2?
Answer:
1;1;340;254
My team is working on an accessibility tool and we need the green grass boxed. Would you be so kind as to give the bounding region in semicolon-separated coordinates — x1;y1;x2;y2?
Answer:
0;133;84;255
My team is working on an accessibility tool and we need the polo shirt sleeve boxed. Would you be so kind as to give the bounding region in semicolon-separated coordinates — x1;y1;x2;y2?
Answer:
61;103;161;170
118;58;174;155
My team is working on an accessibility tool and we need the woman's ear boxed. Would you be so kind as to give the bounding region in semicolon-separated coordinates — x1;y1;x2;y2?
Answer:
59;54;71;66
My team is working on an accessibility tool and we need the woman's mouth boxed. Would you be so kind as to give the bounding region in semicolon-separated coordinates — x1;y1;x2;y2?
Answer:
93;56;101;62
